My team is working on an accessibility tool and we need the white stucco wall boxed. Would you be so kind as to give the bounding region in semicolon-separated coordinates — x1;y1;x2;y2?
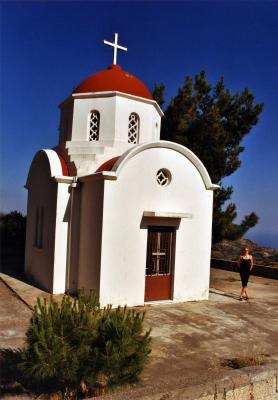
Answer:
71;96;116;143
114;95;161;143
66;187;81;293
79;145;214;307
70;94;161;145
52;182;71;294
25;150;70;293
77;178;104;294
25;151;58;291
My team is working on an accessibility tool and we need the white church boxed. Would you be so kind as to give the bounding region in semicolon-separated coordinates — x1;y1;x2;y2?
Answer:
25;34;218;307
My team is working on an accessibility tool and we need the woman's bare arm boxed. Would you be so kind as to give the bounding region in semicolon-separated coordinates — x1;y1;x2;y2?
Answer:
250;256;254;271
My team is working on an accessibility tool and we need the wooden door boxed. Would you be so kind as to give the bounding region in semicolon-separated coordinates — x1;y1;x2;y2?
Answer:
144;227;175;302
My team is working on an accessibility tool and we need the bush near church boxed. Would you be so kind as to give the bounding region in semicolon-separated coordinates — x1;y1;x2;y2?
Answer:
19;289;151;398
0;211;26;274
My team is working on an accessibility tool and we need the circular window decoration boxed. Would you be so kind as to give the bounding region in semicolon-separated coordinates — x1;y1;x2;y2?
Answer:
156;169;171;186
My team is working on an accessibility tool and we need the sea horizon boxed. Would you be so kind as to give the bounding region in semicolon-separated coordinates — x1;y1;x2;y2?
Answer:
244;231;278;250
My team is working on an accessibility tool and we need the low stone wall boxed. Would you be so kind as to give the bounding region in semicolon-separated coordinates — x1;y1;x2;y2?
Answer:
211;258;278;280
197;364;278;400
94;362;278;399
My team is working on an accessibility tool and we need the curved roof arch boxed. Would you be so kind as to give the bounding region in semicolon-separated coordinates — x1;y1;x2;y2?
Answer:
111;141;219;190
26;149;66;188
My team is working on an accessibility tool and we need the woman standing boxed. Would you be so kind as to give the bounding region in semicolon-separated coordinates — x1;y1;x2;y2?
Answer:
238;247;253;300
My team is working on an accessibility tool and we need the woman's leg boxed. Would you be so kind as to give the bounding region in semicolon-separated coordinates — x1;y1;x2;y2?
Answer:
244;271;250;299
240;271;244;299
244;287;249;299
240;269;249;299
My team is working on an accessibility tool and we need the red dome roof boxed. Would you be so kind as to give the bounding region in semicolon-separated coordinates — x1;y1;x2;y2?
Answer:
73;64;153;100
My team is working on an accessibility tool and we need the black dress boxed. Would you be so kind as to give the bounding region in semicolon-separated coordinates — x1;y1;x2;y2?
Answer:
240;258;251;287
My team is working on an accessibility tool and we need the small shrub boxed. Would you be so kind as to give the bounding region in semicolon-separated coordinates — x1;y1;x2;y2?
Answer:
222;354;270;369
18;290;151;397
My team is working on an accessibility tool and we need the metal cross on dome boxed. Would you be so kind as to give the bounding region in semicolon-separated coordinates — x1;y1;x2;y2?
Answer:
103;33;128;65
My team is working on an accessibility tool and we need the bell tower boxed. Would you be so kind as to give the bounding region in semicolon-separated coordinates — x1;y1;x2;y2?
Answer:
56;33;163;176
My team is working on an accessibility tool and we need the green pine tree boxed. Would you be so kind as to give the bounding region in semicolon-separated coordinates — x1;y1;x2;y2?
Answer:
19;290;151;397
153;71;263;242
152;83;165;108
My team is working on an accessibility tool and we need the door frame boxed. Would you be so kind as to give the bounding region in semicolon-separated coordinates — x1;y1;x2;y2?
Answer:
144;225;176;302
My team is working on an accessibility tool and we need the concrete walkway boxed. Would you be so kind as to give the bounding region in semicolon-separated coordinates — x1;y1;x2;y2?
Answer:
0;272;64;348
0;269;278;399
0;279;32;349
136;270;278;399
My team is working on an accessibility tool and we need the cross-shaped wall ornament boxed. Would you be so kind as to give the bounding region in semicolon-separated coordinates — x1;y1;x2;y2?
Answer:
103;33;128;65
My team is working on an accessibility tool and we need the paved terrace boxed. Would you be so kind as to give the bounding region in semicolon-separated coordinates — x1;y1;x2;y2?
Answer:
0;268;278;399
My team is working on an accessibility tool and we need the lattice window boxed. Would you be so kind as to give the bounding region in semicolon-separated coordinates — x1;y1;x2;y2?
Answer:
156;169;171;187
128;113;139;144
89;111;100;141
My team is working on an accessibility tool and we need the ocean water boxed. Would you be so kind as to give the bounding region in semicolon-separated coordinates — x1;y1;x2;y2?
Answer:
244;232;278;250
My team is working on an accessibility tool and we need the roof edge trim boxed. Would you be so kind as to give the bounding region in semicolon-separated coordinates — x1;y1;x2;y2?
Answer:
26;149;64;189
112;141;218;190
71;91;164;116
79;171;117;182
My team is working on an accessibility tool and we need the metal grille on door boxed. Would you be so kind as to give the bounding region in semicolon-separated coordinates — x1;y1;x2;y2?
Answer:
145;227;175;302
146;229;172;276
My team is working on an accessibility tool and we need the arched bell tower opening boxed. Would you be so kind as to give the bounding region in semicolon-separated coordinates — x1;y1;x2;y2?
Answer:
88;110;100;141
128;112;140;144
57;41;163;176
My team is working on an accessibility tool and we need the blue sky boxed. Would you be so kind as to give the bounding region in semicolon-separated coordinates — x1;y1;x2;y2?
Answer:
1;1;277;244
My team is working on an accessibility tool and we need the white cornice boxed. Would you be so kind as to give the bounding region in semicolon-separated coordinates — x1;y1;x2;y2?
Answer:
143;211;193;218
68;90;164;116
78;171;117;182
53;176;74;184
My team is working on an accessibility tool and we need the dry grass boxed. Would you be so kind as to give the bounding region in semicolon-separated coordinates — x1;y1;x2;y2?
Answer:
225;277;239;282
222;354;270;369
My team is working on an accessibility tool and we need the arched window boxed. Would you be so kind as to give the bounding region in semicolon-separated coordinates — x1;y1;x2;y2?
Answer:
128;113;139;144
89;110;100;141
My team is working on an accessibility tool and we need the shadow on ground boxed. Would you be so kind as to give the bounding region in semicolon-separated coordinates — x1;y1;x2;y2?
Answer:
0;348;31;396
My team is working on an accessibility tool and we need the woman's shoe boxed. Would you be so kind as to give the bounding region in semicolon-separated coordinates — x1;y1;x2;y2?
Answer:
239;297;243;301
